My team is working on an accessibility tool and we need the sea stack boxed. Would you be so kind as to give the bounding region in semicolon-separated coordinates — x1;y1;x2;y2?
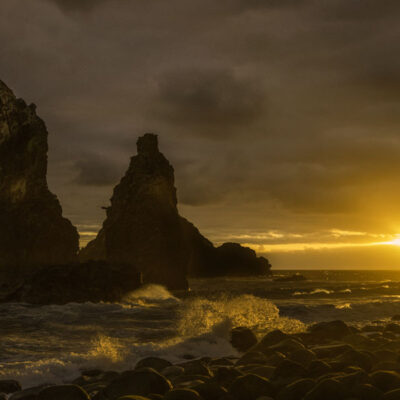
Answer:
0;81;79;281
81;133;271;288
80;133;189;290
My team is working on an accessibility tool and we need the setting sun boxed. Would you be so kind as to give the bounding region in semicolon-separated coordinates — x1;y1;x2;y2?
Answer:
389;236;400;246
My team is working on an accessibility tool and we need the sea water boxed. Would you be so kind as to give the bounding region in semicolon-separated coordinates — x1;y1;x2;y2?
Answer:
1;270;400;388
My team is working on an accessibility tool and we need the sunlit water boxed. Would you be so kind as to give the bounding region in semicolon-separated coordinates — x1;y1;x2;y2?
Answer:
2;270;400;387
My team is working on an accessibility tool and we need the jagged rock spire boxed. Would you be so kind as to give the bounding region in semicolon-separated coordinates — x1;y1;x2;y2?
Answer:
81;133;188;289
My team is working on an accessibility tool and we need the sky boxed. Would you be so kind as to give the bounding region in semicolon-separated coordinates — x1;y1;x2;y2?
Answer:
2;0;400;268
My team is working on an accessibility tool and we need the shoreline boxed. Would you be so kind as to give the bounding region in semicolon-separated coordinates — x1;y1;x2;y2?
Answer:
4;318;400;400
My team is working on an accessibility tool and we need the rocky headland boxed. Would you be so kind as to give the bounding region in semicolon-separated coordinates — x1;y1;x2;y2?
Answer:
4;318;400;400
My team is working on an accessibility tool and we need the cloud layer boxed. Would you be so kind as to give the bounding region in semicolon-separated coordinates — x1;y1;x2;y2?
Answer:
2;0;400;266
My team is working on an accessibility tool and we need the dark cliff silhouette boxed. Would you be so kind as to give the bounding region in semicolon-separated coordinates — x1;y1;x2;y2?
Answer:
0;80;79;285
80;133;271;285
0;80;271;303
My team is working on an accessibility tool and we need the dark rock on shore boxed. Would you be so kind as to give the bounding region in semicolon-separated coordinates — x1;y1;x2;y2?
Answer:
192;381;227;400
230;327;258;352
9;318;400;400
9;384;51;400
0;380;21;394
229;374;275;400
100;368;172;400
302;378;348;400
136;358;172;373
256;330;289;350
370;370;400;392
214;366;243;387
384;388;400;400
164;388;202;400
352;383;383;400
3;261;141;305
276;378;315;400
308;320;352;341
0;80;79;284
37;384;90;400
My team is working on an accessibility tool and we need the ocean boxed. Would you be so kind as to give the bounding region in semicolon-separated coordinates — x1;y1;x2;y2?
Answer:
1;270;400;388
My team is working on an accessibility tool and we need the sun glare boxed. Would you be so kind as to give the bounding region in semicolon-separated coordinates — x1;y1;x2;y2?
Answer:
390;237;400;246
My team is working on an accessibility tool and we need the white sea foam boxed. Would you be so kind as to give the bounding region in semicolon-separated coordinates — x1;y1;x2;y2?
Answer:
0;290;304;389
335;303;352;309
292;288;334;296
310;288;333;295
124;284;179;302
177;294;305;337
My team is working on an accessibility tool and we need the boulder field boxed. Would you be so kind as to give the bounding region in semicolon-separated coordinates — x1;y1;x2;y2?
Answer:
6;319;400;400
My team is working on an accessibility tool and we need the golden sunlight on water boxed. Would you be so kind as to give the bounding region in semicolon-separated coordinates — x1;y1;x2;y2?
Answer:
88;335;123;364
177;294;305;337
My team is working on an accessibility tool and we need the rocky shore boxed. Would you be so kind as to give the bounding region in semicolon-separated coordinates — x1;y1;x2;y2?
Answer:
4;318;400;400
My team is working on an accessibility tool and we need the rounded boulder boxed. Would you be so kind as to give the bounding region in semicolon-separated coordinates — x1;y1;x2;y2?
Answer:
38;385;90;400
164;389;202;400
229;374;275;400
230;327;258;352
351;383;383;400
370;370;400;392
276;378;315;400
0;380;21;394
303;378;348;400
102;368;172;400
135;357;172;373
383;388;400;400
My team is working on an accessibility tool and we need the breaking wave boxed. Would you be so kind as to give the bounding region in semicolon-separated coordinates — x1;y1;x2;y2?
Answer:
0;288;303;388
279;298;400;324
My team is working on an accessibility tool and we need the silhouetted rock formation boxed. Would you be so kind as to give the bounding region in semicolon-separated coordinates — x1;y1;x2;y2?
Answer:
204;242;271;277
81;134;271;285
80;133;189;290
181;218;271;277
3;261;142;305
0;81;79;282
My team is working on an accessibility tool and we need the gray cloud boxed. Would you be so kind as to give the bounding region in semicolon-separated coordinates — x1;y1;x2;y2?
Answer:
73;153;123;186
154;68;265;137
2;0;400;267
45;0;109;12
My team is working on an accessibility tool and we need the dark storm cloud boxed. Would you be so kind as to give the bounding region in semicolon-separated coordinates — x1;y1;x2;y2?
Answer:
318;0;400;21
47;0;304;15
155;68;265;137
73;153;123;186
45;0;109;12
2;0;400;267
